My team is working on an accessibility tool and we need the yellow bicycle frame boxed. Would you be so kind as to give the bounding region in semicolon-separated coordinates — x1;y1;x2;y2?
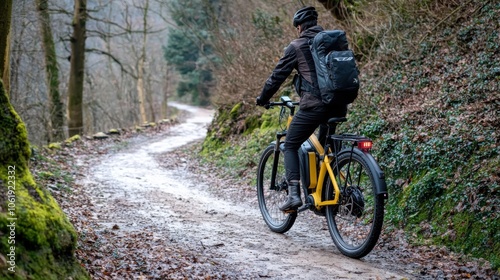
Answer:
285;115;341;209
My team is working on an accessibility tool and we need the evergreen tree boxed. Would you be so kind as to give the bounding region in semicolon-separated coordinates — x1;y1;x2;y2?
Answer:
163;0;220;105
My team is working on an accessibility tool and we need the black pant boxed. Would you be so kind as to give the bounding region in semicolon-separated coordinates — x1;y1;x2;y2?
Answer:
284;104;347;183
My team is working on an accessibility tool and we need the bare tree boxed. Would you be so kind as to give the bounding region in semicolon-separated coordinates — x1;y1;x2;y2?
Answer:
136;0;150;123
9;0;176;142
36;0;65;141
67;0;87;137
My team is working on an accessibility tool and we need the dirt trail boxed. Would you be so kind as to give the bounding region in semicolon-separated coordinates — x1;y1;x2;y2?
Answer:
80;104;413;279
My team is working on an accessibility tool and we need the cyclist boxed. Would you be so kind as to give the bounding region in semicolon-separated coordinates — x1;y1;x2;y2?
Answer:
256;6;348;211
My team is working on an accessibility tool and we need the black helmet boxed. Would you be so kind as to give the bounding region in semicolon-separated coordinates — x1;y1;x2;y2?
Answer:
293;6;318;27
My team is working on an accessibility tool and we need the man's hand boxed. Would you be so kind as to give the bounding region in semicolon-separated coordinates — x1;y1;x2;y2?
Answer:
256;96;268;107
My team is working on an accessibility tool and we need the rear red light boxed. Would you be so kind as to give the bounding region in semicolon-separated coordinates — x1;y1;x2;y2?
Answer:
358;141;373;151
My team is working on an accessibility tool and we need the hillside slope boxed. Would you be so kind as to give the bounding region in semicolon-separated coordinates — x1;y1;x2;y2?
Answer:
351;0;499;269
201;0;499;271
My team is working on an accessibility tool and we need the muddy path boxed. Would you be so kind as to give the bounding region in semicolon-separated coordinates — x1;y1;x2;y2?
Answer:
80;104;415;279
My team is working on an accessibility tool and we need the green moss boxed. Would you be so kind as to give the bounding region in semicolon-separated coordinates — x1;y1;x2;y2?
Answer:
64;135;80;144
229;102;242;120
36;171;54;180
242;115;260;136
388;157;499;269
0;161;88;280
47;142;61;150
200;101;288;187
200;136;226;157
259;109;279;130
0;81;89;279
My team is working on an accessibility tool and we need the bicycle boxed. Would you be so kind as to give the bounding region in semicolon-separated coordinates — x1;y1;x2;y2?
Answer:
256;95;388;258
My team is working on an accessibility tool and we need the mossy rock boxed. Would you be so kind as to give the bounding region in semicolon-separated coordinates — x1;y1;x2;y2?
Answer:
108;129;120;135
47;142;61;150
92;132;109;139
64;134;81;144
140;122;154;128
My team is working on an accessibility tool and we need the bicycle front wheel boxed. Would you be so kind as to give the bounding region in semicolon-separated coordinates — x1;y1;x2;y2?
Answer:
256;144;296;233
324;149;385;258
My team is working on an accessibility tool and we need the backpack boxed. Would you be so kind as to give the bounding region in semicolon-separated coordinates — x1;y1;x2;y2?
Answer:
310;30;360;105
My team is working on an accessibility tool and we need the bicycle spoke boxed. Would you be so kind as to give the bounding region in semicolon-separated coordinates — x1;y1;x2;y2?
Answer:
325;149;384;258
257;145;296;233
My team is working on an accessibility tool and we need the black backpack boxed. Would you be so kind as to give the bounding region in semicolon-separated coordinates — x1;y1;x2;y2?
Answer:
310;30;360;105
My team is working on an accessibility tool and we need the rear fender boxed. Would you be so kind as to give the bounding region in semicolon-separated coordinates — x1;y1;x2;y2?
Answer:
343;148;388;198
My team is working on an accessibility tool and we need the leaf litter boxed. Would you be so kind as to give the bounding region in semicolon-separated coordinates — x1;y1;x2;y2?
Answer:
29;108;498;280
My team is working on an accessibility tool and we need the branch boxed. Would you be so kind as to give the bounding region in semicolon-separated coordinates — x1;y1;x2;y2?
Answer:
417;0;478;45
85;48;137;79
88;15;166;34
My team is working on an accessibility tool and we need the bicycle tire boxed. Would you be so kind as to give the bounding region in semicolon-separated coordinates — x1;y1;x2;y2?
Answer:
324;148;385;258
256;144;296;233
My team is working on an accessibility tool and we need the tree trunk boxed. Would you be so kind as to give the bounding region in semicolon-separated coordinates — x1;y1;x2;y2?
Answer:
161;67;170;119
136;57;147;123
36;0;65;141
67;0;87;137
136;0;150;124
0;0;12;92
0;2;88;278
146;74;155;122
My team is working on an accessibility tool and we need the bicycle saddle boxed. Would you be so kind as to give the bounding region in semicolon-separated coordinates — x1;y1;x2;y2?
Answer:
327;117;347;124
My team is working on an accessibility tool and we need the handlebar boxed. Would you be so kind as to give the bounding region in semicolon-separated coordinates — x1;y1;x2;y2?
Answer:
261;97;300;126
265;100;299;109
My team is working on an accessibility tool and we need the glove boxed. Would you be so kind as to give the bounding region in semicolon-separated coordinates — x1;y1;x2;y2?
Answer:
256;96;268;107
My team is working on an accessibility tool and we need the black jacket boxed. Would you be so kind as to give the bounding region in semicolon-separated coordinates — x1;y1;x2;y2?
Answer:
259;25;324;109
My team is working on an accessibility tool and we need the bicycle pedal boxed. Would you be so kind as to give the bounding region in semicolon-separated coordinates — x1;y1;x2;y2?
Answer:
283;209;297;214
297;204;311;213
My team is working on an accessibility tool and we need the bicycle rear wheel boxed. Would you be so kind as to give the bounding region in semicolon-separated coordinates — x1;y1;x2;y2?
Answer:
324;149;385;258
257;144;296;233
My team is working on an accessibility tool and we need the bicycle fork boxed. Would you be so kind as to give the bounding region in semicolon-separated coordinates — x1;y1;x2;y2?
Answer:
270;132;287;191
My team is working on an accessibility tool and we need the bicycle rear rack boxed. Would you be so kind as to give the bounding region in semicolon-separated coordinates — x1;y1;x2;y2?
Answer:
330;133;371;143
329;134;373;152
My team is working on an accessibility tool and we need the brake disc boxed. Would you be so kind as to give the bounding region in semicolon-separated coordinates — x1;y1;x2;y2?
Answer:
346;186;365;218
